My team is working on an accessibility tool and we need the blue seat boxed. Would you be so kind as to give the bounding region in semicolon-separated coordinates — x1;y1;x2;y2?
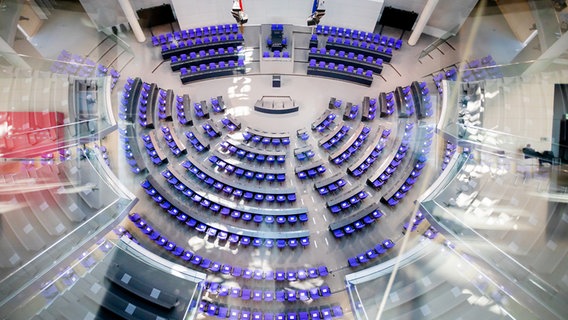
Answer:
251;238;262;247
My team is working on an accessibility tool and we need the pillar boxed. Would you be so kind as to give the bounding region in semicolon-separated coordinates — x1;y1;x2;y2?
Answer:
117;0;146;43
407;0;440;46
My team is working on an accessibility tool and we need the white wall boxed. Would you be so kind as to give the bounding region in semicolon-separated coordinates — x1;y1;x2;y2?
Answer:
171;0;312;30
169;0;475;39
382;0;478;38
171;0;382;32
325;0;384;32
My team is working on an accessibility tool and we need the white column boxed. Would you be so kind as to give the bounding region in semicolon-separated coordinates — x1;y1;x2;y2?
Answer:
117;0;146;43
407;0;439;46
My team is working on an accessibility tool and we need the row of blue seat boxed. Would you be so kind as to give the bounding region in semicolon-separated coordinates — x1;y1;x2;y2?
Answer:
209;155;286;182
210;96;226;113
118;77;140;122
310;47;384;68
411;81;434;119
320;124;350;150
348;239;395;267
202;120;222;138
95;144;110;168
330;205;384;238
160;125;186;157
200;301;343;320
114;226;141;247
309;59;373;78
403;210;427;233
185;130;210;152
203;282;331;302
180;59;245;75
140;177;309;245
137;82;157;128
432;72;445;95
180;62;245;85
129;212;321;278
457;55;504;83
221;116;240;132
135;200;307;251
141;132;168;166
361;96;378;121
263;50;290;58
382;125;434;206
295;161;327;179
161;34;244;53
312;112;336;132
329;97;343;109
327;188;368;214
180;159;296;202
52;51;120;87
157;88;172;121
294;148;315;161
368;123;414;188
344;103;359;120
367;143;408;188
381;91;396;116
348;128;391;177
316;25;402;50
383;154;427;207
193;101;209;118
397;85;417;117
152;24;239;46
171;46;238;64
156;169;305;225
314;176;347;196
220;140;287;164
118;126;146;174
330;126;371;165
326;36;393;56
242;131;291;146
442;141;457;171
175;94;192;126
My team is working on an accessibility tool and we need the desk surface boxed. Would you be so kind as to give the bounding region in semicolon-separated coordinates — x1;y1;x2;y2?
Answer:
307;67;373;87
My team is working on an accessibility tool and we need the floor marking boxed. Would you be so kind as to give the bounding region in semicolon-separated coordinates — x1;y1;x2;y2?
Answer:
152;60;165;73
445;40;456;51
322;214;327;222
324;237;329;246
388;64;402;77
314;240;318;248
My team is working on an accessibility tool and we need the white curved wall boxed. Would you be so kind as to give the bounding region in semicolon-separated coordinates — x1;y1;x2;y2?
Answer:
171;0;383;32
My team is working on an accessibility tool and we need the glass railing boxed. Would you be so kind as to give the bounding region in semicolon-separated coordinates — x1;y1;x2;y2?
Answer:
2;235;205;320
0;153;137;315
0;65;118;158
419;150;568;319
